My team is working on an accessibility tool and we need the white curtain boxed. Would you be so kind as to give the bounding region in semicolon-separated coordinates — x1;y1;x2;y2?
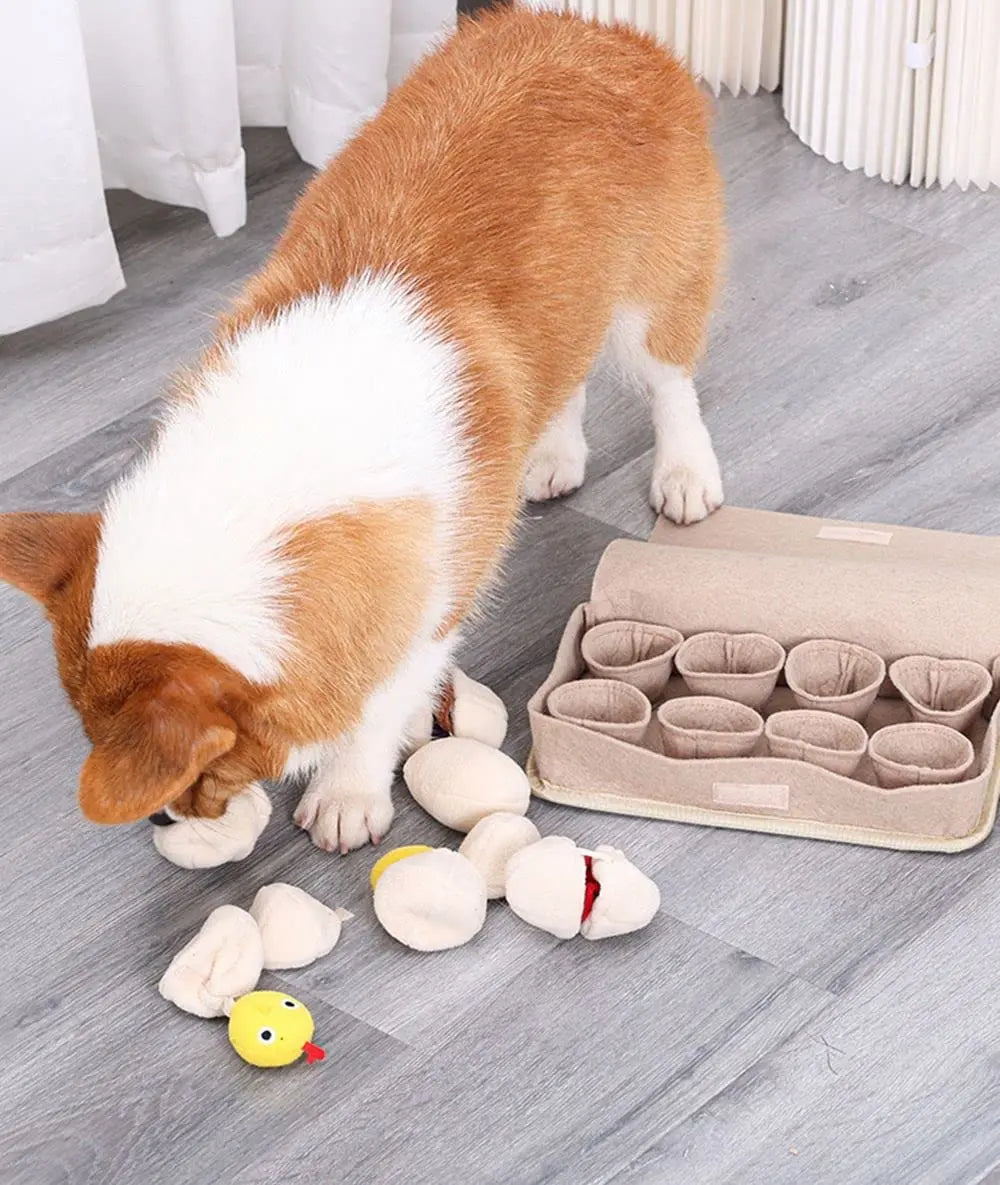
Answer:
0;0;455;336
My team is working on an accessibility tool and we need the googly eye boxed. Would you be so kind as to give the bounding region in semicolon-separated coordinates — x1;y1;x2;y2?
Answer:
282;999;298;1009
258;1028;275;1043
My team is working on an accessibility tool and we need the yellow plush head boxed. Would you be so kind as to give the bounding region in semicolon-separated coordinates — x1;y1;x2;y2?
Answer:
227;991;324;1068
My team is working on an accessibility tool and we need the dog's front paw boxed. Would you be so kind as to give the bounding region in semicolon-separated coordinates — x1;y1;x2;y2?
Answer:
523;439;588;502
650;450;724;525
293;781;394;855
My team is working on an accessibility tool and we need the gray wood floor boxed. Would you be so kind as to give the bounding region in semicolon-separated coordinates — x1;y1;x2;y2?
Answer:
2;94;999;1185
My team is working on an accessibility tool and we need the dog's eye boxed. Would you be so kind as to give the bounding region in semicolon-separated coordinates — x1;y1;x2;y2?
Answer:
258;1028;275;1043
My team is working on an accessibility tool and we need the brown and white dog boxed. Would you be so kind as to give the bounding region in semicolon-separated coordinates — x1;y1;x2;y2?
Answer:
0;9;724;853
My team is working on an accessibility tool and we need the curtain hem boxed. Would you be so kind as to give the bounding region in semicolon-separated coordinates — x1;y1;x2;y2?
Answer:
98;140;248;237
239;81;382;170
0;227;125;336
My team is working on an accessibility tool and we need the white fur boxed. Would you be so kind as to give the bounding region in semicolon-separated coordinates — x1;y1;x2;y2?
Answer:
89;273;469;683
523;383;588;502
609;305;724;524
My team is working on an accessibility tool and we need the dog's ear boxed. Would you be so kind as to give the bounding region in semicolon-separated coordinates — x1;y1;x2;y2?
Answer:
78;675;238;824
0;512;98;604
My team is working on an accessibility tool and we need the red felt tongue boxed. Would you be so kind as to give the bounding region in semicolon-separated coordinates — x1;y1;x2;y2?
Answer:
582;856;601;922
302;1042;326;1064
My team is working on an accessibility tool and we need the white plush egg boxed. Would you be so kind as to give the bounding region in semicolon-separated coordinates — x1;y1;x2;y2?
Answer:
450;670;509;748
580;846;661;940
373;848;487;951
158;905;264;1018
458;813;541;899
504;836;587;940
403;737;530;832
152;783;272;869
250;883;350;970
505;838;661;942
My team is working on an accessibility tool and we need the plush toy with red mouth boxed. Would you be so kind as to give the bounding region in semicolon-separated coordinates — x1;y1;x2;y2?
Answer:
227;991;326;1069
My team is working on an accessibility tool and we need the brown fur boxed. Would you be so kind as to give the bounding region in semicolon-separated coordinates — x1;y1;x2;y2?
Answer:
0;9;722;826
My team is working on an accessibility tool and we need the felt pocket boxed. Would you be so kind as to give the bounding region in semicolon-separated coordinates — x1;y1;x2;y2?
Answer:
785;640;886;720
764;709;868;776
547;679;651;744
674;632;785;709
868;723;975;789
889;656;993;732
656;696;764;759
580;620;683;700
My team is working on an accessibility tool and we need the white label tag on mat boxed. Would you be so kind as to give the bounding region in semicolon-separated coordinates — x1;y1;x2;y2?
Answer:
713;782;790;811
817;525;893;546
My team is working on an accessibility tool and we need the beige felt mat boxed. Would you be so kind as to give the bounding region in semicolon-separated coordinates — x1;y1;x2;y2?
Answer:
527;507;1000;852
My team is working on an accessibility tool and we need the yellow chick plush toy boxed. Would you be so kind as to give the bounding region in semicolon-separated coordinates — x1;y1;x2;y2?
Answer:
227;991;325;1068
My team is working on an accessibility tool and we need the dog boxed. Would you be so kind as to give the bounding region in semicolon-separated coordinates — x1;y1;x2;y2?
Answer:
0;8;724;853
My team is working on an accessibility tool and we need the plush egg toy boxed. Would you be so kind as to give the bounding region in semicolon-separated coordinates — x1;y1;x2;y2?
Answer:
437;669;509;748
249;883;351;970
372;846;488;951
152;783;273;870
370;817;546;950
458;813;542;899
227;991;326;1068
403;737;530;832
369;845;434;890
505;838;662;940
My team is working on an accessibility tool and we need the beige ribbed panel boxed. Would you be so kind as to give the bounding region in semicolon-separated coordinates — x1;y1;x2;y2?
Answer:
909;0;938;186
524;0;783;96
783;0;998;191
929;0;1000;190
784;0;920;185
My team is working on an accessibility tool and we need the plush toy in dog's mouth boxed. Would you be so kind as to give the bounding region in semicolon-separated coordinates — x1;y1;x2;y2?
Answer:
150;784;273;869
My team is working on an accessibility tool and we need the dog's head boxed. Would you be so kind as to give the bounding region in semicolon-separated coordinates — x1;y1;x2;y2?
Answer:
0;512;276;825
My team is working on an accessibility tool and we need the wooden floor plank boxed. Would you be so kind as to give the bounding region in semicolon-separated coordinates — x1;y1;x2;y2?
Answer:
230;924;832;1185
607;869;1000;1185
